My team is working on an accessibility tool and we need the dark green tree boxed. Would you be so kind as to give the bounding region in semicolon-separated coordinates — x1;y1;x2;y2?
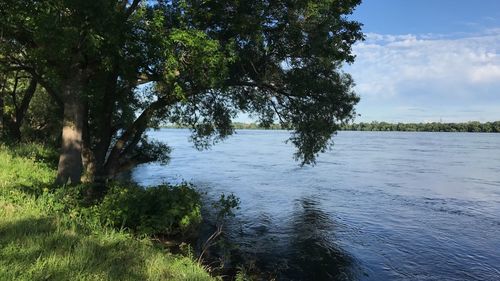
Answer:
1;0;363;186
0;68;38;142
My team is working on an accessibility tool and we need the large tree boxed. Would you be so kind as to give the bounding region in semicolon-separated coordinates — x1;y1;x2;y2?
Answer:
0;0;363;186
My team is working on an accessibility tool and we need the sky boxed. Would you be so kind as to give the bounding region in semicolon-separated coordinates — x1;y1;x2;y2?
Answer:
348;0;500;122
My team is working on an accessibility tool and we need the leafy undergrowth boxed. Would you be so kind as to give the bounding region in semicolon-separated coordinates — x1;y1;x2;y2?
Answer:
0;144;216;281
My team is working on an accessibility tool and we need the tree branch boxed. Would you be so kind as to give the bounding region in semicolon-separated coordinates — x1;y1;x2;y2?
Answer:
124;0;142;19
16;78;37;125
20;67;64;108
104;94;177;177
93;69;118;168
269;97;285;124
9;73;20;112
1;58;64;109
226;79;297;102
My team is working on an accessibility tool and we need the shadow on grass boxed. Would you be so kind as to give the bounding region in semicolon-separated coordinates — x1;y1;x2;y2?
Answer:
8;143;59;169
15;182;55;197
0;217;148;280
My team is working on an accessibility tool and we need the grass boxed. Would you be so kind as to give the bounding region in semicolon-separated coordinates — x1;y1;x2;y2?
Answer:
0;144;216;281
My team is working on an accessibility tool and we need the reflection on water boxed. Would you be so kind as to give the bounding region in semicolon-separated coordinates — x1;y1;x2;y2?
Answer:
213;196;358;280
133;129;500;280
283;197;357;280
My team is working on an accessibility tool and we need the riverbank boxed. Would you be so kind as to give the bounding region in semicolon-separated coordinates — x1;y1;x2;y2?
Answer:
0;144;216;281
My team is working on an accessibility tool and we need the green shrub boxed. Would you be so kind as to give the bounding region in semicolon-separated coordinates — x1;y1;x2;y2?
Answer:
34;182;203;237
98;182;202;236
1;144;203;237
9;143;59;168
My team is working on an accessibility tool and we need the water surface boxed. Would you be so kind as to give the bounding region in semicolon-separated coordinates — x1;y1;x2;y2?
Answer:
133;129;500;280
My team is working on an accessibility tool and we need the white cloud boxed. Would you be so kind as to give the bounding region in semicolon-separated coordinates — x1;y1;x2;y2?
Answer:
347;29;500;122
469;64;500;83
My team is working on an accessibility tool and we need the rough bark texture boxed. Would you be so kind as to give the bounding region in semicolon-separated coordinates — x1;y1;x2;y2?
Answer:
55;73;85;185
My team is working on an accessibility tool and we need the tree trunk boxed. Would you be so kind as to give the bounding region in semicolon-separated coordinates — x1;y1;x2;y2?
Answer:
81;100;96;183
0;74;5;134
8;121;21;142
10;79;37;143
0;94;4;135
55;74;85;185
93;71;118;183
103;96;173;178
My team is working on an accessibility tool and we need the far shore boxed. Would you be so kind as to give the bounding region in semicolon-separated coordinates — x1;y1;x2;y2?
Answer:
161;120;500;133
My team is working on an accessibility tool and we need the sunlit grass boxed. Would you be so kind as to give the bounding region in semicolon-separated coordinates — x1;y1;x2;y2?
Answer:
0;144;215;281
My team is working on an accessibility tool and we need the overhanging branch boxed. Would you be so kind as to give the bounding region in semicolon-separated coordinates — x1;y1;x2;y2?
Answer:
124;0;142;19
104;94;177;176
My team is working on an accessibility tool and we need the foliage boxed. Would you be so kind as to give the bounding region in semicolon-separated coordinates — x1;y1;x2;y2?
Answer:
0;67;62;144
0;144;216;280
234;262;271;281
21;88;62;145
212;193;241;223
198;193;240;265
164;122;282;130
342;121;500;133
7;142;59;167
1;0;364;183
33;181;203;237
171;121;500;133
98;182;202;236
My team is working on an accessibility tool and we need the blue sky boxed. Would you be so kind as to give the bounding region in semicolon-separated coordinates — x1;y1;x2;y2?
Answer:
348;0;500;122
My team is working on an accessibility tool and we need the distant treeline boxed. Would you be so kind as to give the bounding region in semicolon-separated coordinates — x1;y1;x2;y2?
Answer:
238;121;500;132
341;121;500;132
164;121;500;133
164;122;283;130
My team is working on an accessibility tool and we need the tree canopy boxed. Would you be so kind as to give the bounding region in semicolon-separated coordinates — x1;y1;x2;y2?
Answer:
0;0;363;186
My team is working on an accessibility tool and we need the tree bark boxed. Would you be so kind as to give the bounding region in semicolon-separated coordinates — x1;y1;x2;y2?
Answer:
55;73;86;185
81;100;96;183
93;71;118;183
10;78;37;142
0;94;4;135
103;95;174;178
0;76;4;135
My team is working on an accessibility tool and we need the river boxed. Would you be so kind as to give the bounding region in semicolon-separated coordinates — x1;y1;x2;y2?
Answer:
132;129;500;280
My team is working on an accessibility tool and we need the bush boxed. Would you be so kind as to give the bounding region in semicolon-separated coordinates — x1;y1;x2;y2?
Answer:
34;182;203;237
0;144;203;237
9;143;59;168
98;182;202;236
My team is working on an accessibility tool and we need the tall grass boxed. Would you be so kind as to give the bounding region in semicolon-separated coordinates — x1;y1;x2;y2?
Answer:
0;144;216;281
